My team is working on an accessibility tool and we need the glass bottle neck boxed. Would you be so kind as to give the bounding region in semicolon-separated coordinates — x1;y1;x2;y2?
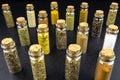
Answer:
106;28;119;34
16;22;27;28
51;7;58;10
81;7;88;10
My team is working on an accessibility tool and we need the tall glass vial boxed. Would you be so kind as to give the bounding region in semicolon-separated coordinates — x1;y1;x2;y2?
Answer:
50;1;59;25
56;19;67;49
37;24;50;55
91;10;104;37
2;4;14;28
79;2;88;22
26;4;36;28
65;44;82;80
1;38;22;73
66;5;75;31
76;22;89;54
106;2;119;26
38;10;48;25
95;48;115;80
16;17;30;46
28;44;46;80
103;25;119;50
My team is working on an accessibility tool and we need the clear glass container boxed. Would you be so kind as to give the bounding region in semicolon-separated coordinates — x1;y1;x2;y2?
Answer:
1;38;22;74
28;44;46;80
65;44;82;80
56;19;67;49
103;25;119;50
95;48;115;80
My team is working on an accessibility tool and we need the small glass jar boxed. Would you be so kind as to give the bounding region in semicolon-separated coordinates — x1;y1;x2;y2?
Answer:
66;5;75;30
65;44;82;80
91;10;104;37
26;4;36;28
38;10;48;24
95;48;115;80
1;38;22;74
37;24;50;55
76;22;89;54
16;17;31;46
103;24;119;50
56;19;67;49
79;2;88;22
2;4;14;28
28;44;46;80
106;2;119;26
50;1;59;25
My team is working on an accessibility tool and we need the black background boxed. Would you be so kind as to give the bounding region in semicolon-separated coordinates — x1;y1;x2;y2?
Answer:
0;0;120;80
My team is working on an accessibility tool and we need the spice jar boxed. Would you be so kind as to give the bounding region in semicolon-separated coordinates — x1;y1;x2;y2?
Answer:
103;24;119;50
56;19;67;49
65;44;82;80
26;4;36;28
66;5;75;31
37;24;50;55
50;1;59;25
38;10;48;25
76;22;89;54
1;38;22;73
91;10;104;37
16;17;31;46
79;2;88;22
2;4;14;28
106;2;119;26
95;48;115;80
28;44;46;80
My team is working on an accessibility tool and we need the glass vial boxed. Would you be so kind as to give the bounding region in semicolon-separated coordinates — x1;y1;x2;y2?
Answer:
28;44;46;80
26;4;36;28
106;2;119;26
91;10;104;37
56;19;67;49
76;22;89;54
2;4;14;28
1;38;22;73
95;48;115;80
65;44;82;80
50;1;59;25
16;17;31;46
38;10;48;25
79;2;88;22
103;25;119;50
37;24;50;55
66;5;75;31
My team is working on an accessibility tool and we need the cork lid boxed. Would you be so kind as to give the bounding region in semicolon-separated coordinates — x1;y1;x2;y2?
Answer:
95;10;104;18
39;10;47;17
108;24;118;31
2;4;10;10
1;38;14;48
66;5;74;12
16;17;25;24
51;1;58;8
81;2;88;8
79;22;89;30
110;2;118;9
57;19;65;28
26;4;34;10
38;24;48;32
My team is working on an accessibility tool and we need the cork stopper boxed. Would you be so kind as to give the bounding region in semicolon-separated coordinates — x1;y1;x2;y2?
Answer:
110;2;118;9
95;10;104;18
26;4;34;10
66;5;74;12
38;24;48;32
57;19;65;28
39;10;47;17
16;17;25;24
81;2;88;8
1;38;14;48
51;1;58;8
2;4;10;10
108;24;118;31
79;22;89;30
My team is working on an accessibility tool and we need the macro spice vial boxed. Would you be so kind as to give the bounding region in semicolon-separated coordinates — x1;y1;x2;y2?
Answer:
28;44;46;80
95;48;115;80
37;24;50;55
16;17;30;46
106;2;119;26
2;4;14;28
65;44;82;80
91;10;104;37
56;19;67;49
76;22;89;54
1;38;22;73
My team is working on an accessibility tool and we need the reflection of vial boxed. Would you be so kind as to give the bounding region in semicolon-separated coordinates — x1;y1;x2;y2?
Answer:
37;24;50;55
1;38;22;73
65;44;82;80
106;2;118;26
95;48;115;80
103;25;119;50
28;44;46;80
2;4;14;28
